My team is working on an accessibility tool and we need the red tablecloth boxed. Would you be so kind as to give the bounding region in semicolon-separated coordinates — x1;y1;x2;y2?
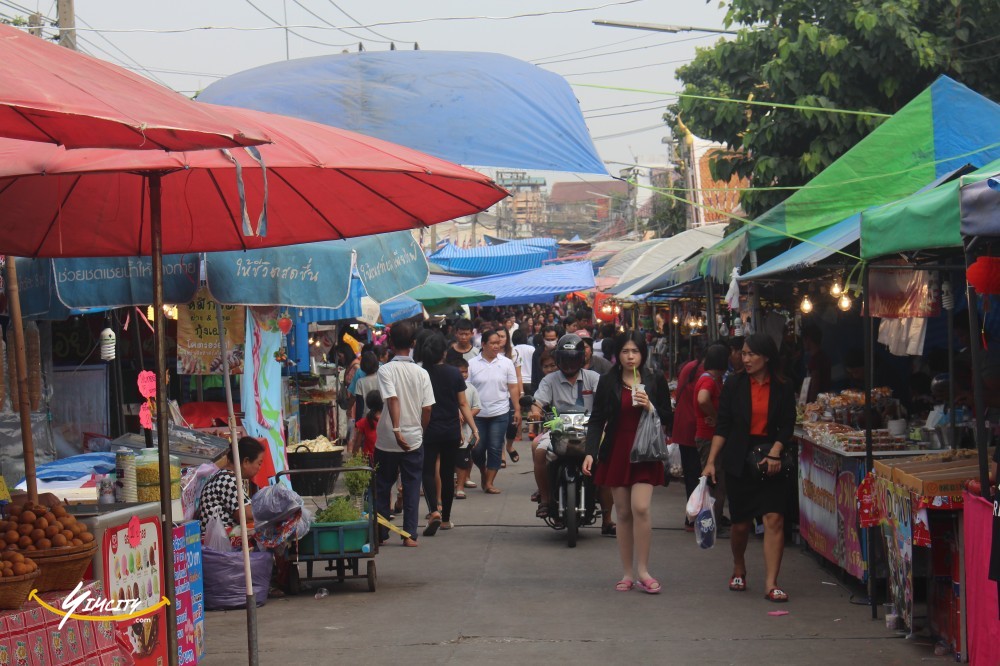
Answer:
963;491;1000;666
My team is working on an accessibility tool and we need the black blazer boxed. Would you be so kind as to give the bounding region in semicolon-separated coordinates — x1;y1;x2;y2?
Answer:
585;369;673;461
714;371;797;477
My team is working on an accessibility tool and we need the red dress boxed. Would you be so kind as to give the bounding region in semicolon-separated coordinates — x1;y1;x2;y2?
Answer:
594;388;666;487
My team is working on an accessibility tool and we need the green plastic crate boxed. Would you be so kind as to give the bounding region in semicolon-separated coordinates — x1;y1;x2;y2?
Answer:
299;520;369;554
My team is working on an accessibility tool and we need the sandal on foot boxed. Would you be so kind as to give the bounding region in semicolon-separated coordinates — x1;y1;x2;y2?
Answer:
455;491;466;499
729;575;747;592
483;487;502;494
423;513;442;537
764;588;788;602
601;523;617;537
530;491;541;503
464;480;478;488
440;521;454;530
615;579;634;592
402;538;419;547
635;578;661;594
535;505;550;518
507;449;520;463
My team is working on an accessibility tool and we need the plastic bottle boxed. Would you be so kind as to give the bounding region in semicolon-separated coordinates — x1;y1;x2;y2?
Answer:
314;588;329;599
361;543;371;554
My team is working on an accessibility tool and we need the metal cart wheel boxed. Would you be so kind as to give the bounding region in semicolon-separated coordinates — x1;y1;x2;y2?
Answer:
367;560;376;592
285;564;301;596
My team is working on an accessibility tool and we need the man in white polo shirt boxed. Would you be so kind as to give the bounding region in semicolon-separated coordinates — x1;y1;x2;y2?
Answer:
375;321;435;547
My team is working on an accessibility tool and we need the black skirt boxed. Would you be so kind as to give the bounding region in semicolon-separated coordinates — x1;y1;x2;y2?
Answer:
726;436;789;523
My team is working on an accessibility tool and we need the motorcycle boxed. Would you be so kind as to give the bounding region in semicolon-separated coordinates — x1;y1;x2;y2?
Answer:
531;411;599;547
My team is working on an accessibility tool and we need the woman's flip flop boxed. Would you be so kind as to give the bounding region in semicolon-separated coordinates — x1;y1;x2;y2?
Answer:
615;579;634;592
765;588;789;603
635;578;661;594
729;575;747;592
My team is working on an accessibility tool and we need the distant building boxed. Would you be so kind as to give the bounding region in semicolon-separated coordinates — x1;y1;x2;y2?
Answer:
547;180;629;240
495;171;546;238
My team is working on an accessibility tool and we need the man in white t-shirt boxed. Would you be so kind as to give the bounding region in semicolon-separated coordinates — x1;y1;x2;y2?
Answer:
375;322;435;547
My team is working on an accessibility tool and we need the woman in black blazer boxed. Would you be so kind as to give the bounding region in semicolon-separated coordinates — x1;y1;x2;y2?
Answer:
702;333;796;603
583;331;672;594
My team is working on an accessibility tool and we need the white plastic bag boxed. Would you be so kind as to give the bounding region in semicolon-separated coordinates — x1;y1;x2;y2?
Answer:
204;517;233;552
182;463;222;521
686;476;717;549
666;443;683;479
695;504;716;549
685;475;711;519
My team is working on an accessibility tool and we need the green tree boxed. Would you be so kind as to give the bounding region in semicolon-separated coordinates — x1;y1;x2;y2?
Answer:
669;0;1000;217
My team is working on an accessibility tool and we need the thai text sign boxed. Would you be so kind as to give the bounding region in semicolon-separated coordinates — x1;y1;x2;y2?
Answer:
177;288;244;375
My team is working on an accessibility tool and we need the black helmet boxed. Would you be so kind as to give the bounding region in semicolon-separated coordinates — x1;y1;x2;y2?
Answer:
554;334;586;374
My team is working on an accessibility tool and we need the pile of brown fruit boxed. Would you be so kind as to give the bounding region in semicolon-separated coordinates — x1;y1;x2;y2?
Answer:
0;504;94;552
0;551;36;578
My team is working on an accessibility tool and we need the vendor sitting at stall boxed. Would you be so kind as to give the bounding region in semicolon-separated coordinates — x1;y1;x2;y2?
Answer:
197;437;265;542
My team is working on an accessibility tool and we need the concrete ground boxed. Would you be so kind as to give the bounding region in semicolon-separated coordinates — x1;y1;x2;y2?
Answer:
201;458;948;666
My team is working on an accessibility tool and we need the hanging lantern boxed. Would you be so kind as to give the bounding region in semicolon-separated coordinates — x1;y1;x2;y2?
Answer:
837;293;852;312
800;294;814;314
99;328;116;361
967;256;1000;295
277;313;293;335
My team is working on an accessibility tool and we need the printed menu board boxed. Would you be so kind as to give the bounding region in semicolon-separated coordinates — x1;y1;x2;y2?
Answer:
102;517;167;666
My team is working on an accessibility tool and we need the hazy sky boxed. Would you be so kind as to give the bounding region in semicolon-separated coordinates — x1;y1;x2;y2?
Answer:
22;0;730;180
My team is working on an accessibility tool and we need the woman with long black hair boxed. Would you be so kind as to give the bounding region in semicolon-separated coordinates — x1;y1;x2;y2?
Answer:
419;333;479;535
583;331;672;594
702;333;797;603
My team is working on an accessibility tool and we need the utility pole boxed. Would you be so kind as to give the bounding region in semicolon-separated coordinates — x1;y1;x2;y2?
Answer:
27;13;42;37
57;0;76;50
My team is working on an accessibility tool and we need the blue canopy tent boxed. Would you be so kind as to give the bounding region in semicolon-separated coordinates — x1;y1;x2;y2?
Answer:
427;242;549;277
481;236;559;260
450;261;595;306
199;51;607;175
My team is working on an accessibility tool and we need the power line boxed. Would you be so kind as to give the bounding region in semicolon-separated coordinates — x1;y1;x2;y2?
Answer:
533;34;714;66
66;0;647;35
585;103;668;119
529;30;656;63
591;123;665;141
583;98;674;113
321;0;415;44
290;0;393;45
561;57;691;77
74;14;172;88
243;0;359;48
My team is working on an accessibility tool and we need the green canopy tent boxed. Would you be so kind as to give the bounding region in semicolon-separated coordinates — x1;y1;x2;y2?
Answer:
861;158;1000;260
407;282;495;314
749;76;1000;251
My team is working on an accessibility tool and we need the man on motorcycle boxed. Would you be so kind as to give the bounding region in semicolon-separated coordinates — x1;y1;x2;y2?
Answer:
528;334;614;533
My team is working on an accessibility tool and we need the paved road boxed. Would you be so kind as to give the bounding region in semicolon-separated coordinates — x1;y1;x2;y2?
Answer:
201;458;947;665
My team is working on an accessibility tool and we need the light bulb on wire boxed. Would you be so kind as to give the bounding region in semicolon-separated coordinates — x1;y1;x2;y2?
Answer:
831;281;842;297
837;293;853;311
800;294;814;314
672;314;679;325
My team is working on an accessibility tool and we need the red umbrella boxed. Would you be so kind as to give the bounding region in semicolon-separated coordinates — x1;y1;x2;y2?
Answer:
0;104;505;666
0;24;270;151
0;104;506;256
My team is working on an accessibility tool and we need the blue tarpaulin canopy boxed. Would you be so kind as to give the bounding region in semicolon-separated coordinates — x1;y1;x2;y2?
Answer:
740;215;861;281
427;242;549;277
481;236;558;260
199;51;607;175
450;261;595;306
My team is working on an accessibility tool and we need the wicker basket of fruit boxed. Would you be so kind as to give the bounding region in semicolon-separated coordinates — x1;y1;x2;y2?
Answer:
2;503;97;593
0;552;40;609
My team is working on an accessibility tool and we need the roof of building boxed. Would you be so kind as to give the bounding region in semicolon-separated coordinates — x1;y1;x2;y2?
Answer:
548;180;628;205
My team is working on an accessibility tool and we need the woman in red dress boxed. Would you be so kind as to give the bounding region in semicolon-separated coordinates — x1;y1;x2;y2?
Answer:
583;331;672;594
